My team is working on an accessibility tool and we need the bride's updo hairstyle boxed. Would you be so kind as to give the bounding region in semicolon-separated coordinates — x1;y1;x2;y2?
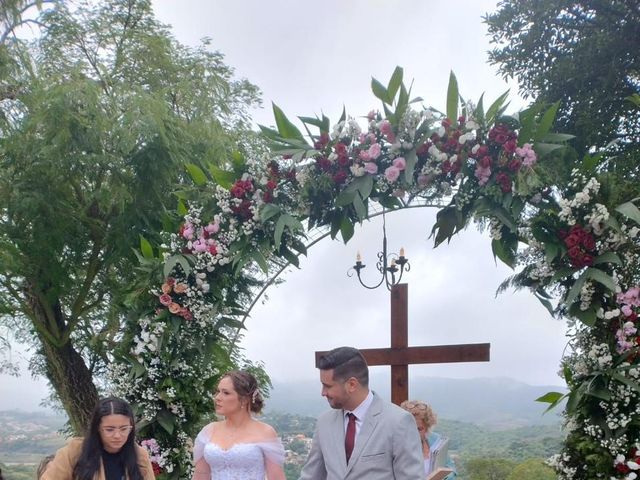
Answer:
222;370;265;414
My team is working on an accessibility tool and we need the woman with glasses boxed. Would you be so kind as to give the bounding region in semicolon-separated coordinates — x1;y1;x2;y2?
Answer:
41;397;154;480
192;370;286;480
401;400;457;479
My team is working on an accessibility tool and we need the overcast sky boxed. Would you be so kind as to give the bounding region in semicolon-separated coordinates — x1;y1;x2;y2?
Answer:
0;0;568;411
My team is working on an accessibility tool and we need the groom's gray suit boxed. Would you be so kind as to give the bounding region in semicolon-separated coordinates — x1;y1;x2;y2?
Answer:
299;392;424;480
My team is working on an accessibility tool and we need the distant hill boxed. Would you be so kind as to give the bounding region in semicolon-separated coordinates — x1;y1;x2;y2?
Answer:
266;375;566;428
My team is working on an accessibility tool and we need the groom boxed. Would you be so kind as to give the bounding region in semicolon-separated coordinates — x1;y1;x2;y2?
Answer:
299;346;424;479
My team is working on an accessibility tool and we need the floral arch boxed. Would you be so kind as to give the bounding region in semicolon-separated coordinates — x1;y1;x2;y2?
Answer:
111;68;640;479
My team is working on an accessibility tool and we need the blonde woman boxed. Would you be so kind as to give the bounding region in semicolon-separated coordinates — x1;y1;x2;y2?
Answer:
401;400;456;479
192;370;286;480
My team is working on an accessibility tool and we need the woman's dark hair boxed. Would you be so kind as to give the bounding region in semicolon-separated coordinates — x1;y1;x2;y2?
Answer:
222;370;264;414
73;397;143;480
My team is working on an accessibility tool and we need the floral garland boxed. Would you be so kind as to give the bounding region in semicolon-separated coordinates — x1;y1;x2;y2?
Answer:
111;68;640;479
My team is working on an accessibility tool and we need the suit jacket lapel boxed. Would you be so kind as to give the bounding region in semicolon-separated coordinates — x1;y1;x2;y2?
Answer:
330;409;349;473
344;393;383;476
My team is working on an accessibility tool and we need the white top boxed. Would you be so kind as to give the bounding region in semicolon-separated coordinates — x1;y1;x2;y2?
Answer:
343;389;374;440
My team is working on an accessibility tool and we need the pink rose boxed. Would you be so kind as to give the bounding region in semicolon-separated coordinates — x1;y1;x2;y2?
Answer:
392;157;406;170
359;150;371;162
474;165;491;186
161;283;172;294
174;283;188;294
159;294;172;306
367;143;382;160
385;166;401;183
168;303;181;314
364;162;378;175
380;120;396;143
192;239;208;253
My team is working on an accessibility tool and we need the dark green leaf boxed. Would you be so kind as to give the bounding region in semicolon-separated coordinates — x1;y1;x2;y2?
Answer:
340;216;354;243
156;410;175;435
272;103;305;141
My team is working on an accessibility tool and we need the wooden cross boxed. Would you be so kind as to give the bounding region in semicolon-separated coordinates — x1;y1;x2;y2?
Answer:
316;283;490;405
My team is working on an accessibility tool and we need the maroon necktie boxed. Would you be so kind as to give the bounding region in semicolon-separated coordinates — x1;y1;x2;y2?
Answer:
345;412;356;463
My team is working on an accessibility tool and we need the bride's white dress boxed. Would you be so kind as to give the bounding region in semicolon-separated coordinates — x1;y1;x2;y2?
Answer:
193;423;285;480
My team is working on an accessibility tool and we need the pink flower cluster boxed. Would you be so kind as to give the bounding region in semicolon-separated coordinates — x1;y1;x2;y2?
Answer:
515;143;537;167
141;439;163;476
614;287;639;353
179;220;220;255
157;277;192;320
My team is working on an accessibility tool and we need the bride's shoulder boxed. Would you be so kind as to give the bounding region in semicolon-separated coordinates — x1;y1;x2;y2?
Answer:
252;420;278;439
196;421;222;439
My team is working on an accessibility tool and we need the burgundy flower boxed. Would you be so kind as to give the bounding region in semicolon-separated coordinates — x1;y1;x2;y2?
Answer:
503;139;517;154
567;246;582;259
230;184;245;198
582;234;596;251
416;142;430;156
263;190;273;203
496;172;512;192
266;179;277;190
333;170;348;184
337;154;350;167
316;157;332;171
581;254;594;266
508;159;522;171
479;156;492;168
334;143;347;155
564;234;580;248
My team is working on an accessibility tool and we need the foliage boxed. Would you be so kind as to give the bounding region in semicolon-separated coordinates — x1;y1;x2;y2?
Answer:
505;458;556;480
466;457;517;480
485;0;640;176
0;0;260;432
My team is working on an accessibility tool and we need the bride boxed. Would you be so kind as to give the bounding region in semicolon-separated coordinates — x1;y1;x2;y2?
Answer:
192;370;286;480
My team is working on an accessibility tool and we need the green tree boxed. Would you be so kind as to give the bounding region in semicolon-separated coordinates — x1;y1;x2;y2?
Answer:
0;0;260;432
506;458;555;480
485;0;640;172
466;457;517;480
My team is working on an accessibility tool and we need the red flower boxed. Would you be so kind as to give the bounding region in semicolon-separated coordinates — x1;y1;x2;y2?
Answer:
508;158;522;171
582;234;596;251
263;190;273;203
479;156;492;168
416;143;429;156
616;463;630;474
317;157;332;171
496;172;512;192
152;462;162;475
230;184;245;198
503;139;517;154
567;246;582;259
337;154;350;167
334;143;347;155
581;253;594;266
266;179;277;190
333;170;348;184
564;234;580;248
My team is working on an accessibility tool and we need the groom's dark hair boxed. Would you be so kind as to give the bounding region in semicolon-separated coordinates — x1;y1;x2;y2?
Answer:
318;346;369;387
